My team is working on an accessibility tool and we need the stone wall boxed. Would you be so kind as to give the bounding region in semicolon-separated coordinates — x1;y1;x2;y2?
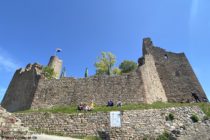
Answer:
140;54;167;103
31;71;145;109
142;38;207;102
16;106;210;140
0;106;32;139
1;63;42;112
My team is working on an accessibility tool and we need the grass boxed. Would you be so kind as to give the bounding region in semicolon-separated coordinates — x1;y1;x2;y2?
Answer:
16;102;210;117
197;102;210;117
30;128;66;137
156;131;170;140
84;136;102;140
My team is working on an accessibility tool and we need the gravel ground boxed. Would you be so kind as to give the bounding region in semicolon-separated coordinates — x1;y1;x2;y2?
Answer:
31;134;82;140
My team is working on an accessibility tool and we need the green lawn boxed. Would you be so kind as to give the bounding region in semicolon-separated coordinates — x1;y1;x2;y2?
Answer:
16;102;210;117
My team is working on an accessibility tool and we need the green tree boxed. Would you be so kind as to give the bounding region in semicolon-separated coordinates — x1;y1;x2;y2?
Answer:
119;60;138;73
112;67;121;75
95;52;116;75
85;67;88;77
42;66;55;79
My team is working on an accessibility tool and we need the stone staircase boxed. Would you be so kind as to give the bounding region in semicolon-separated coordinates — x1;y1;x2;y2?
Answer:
0;106;33;139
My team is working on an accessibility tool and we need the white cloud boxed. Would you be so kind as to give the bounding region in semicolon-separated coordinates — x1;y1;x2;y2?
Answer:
0;47;20;72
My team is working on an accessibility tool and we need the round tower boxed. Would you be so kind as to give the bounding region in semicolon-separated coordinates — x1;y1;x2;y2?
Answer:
48;56;63;79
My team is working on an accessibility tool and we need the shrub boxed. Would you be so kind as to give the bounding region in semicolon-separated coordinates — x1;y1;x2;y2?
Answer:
143;136;148;140
119;60;137;73
157;131;170;140
203;115;209;121
112;67;121;75
190;114;199;123
166;113;174;121
42;66;55;79
84;136;102;140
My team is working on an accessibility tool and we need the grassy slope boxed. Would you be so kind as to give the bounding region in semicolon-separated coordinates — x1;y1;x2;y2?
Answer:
16;102;210;140
17;102;210;117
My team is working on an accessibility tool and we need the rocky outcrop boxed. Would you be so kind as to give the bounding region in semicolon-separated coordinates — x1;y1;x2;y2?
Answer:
0;106;32;139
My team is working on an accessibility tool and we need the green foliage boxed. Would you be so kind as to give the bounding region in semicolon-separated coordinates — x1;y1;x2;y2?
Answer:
157;132;170;140
203;115;209;121
30;128;65;137
17;103;210;121
165;113;174;121
190;114;199;123
112;67;121;75
95;52;116;75
197;102;210;117
85;68;88;77
143;136;148;140
84;136;102;140
42;66;55;79
119;60;137;73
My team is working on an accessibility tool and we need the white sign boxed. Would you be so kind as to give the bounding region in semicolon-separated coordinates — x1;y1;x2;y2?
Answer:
110;111;121;127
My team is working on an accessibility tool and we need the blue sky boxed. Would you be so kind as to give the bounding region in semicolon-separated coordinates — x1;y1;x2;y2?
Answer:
0;0;209;102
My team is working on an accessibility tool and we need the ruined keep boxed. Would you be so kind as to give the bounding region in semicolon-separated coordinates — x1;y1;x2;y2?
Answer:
48;55;63;79
1;38;208;112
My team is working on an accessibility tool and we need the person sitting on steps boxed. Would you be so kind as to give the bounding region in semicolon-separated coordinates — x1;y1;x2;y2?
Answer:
90;100;95;110
107;100;114;107
78;102;84;111
117;100;122;107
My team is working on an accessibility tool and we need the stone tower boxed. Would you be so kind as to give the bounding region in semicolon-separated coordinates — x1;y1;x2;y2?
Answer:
48;56;63;79
1;63;43;112
140;38;207;102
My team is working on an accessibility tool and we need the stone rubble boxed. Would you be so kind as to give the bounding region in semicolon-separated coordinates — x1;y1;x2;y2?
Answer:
0;106;33;139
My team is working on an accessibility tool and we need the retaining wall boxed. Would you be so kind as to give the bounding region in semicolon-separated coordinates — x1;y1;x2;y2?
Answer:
16;106;210;140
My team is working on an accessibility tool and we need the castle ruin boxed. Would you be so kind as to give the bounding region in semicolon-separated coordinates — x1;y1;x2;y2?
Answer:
1;38;207;112
48;55;63;79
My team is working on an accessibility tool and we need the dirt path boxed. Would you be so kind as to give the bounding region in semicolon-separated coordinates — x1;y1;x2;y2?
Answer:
31;134;82;140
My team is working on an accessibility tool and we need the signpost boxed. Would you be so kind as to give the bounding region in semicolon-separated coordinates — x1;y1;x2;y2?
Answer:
110;111;121;127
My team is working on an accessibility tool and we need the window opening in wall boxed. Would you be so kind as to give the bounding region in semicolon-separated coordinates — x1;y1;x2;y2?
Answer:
164;54;168;60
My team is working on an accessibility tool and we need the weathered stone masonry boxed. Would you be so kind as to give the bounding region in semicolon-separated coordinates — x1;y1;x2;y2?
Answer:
16;106;210;140
1;63;42;112
141;38;207;102
0;106;32;139
1;38;208;112
31;71;145;109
